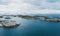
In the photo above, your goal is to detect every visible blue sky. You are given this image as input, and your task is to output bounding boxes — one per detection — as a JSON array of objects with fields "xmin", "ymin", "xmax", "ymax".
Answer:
[{"xmin": 0, "ymin": 0, "xmax": 60, "ymax": 14}]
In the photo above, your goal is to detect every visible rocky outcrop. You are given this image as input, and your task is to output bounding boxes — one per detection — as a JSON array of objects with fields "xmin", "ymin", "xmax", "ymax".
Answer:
[
  {"xmin": 18, "ymin": 15, "xmax": 60, "ymax": 22},
  {"xmin": 5, "ymin": 17, "xmax": 11, "ymax": 19},
  {"xmin": 0, "ymin": 16, "xmax": 3, "ymax": 18},
  {"xmin": 46, "ymin": 18, "xmax": 60, "ymax": 22},
  {"xmin": 3, "ymin": 20, "xmax": 20, "ymax": 28},
  {"xmin": 0, "ymin": 20, "xmax": 20, "ymax": 28}
]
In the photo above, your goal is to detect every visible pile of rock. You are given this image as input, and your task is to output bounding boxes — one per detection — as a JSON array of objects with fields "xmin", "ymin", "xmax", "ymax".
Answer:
[{"xmin": 0, "ymin": 20, "xmax": 20, "ymax": 28}]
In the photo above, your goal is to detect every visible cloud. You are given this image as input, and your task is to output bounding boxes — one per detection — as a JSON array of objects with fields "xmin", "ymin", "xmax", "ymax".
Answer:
[
  {"xmin": 47, "ymin": 0, "xmax": 58, "ymax": 3},
  {"xmin": 0, "ymin": 0, "xmax": 38, "ymax": 14},
  {"xmin": 0, "ymin": 0, "xmax": 10, "ymax": 5},
  {"xmin": 0, "ymin": 0, "xmax": 60, "ymax": 14}
]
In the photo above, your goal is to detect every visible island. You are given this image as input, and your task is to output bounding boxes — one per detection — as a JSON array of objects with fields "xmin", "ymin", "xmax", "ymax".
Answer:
[
  {"xmin": 17, "ymin": 15, "xmax": 60, "ymax": 22},
  {"xmin": 2, "ymin": 20, "xmax": 20, "ymax": 28},
  {"xmin": 0, "ymin": 15, "xmax": 60, "ymax": 28},
  {"xmin": 0, "ymin": 16, "xmax": 20, "ymax": 28},
  {"xmin": 2, "ymin": 15, "xmax": 60, "ymax": 22}
]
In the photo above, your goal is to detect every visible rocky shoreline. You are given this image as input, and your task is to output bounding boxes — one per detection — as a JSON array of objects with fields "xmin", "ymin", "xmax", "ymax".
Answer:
[
  {"xmin": 0, "ymin": 15, "xmax": 60, "ymax": 28},
  {"xmin": 3, "ymin": 15, "xmax": 60, "ymax": 22},
  {"xmin": 0, "ymin": 20, "xmax": 20, "ymax": 28},
  {"xmin": 17, "ymin": 15, "xmax": 60, "ymax": 22}
]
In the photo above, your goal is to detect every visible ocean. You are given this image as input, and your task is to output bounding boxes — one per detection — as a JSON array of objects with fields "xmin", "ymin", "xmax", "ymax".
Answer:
[{"xmin": 0, "ymin": 14, "xmax": 60, "ymax": 36}]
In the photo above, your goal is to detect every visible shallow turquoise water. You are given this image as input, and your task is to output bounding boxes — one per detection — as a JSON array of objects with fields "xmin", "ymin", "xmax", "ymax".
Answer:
[{"xmin": 0, "ymin": 14, "xmax": 60, "ymax": 36}]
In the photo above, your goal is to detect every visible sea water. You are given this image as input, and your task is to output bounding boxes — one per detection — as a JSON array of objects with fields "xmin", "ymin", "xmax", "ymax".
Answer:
[{"xmin": 0, "ymin": 14, "xmax": 60, "ymax": 36}]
